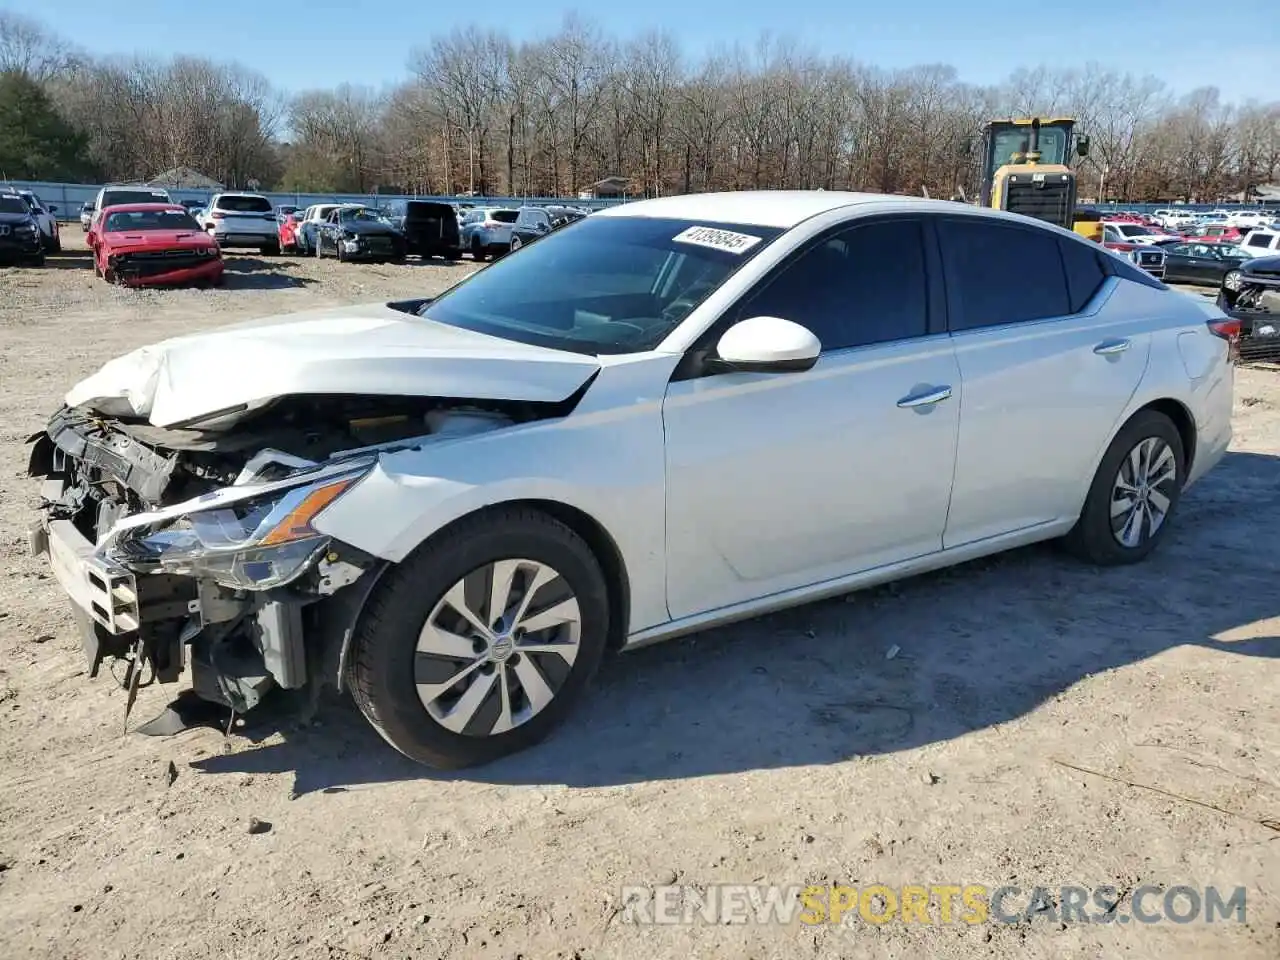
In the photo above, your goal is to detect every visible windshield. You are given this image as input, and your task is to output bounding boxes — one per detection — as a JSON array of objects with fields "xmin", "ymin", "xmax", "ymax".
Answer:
[
  {"xmin": 419, "ymin": 216, "xmax": 784, "ymax": 355},
  {"xmin": 340, "ymin": 207, "xmax": 387, "ymax": 224},
  {"xmin": 990, "ymin": 125, "xmax": 1069, "ymax": 168},
  {"xmin": 103, "ymin": 189, "xmax": 170, "ymax": 208},
  {"xmin": 0, "ymin": 196, "xmax": 29, "ymax": 215},
  {"xmin": 105, "ymin": 209, "xmax": 202, "ymax": 232}
]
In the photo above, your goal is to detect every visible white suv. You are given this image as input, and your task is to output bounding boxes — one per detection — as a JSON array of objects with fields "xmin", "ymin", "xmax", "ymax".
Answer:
[
  {"xmin": 89, "ymin": 185, "xmax": 173, "ymax": 234},
  {"xmin": 460, "ymin": 207, "xmax": 518, "ymax": 260},
  {"xmin": 199, "ymin": 193, "xmax": 280, "ymax": 254},
  {"xmin": 1238, "ymin": 228, "xmax": 1280, "ymax": 259}
]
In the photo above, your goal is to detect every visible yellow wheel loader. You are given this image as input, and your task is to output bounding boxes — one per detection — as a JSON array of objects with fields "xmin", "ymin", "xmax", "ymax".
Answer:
[{"xmin": 978, "ymin": 117, "xmax": 1099, "ymax": 241}]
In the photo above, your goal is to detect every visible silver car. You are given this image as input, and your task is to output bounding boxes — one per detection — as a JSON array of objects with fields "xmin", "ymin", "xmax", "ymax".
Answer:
[{"xmin": 460, "ymin": 207, "xmax": 519, "ymax": 260}]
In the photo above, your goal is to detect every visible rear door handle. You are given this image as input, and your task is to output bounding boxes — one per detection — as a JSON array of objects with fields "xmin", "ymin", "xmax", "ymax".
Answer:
[
  {"xmin": 1093, "ymin": 338, "xmax": 1131, "ymax": 356},
  {"xmin": 897, "ymin": 385, "xmax": 953, "ymax": 409}
]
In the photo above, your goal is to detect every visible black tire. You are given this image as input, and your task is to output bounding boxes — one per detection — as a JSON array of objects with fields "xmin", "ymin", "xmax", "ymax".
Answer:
[
  {"xmin": 349, "ymin": 507, "xmax": 611, "ymax": 768},
  {"xmin": 510, "ymin": 235, "xmax": 523, "ymax": 252},
  {"xmin": 260, "ymin": 243, "xmax": 279, "ymax": 257},
  {"xmin": 471, "ymin": 237, "xmax": 487, "ymax": 262},
  {"xmin": 1062, "ymin": 409, "xmax": 1185, "ymax": 566},
  {"xmin": 26, "ymin": 253, "xmax": 45, "ymax": 268}
]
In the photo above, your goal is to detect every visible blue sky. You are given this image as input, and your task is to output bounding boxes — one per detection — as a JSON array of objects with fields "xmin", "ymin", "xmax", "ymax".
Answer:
[{"xmin": 19, "ymin": 0, "xmax": 1277, "ymax": 105}]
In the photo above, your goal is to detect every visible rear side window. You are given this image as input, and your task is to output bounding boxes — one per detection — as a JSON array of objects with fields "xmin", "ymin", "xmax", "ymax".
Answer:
[
  {"xmin": 938, "ymin": 218, "xmax": 1070, "ymax": 330},
  {"xmin": 740, "ymin": 218, "xmax": 929, "ymax": 351},
  {"xmin": 490, "ymin": 210, "xmax": 518, "ymax": 224},
  {"xmin": 216, "ymin": 195, "xmax": 273, "ymax": 213},
  {"xmin": 1059, "ymin": 238, "xmax": 1108, "ymax": 313}
]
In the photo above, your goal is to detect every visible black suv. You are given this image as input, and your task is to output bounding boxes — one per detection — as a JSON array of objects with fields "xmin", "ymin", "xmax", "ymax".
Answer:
[
  {"xmin": 383, "ymin": 200, "xmax": 462, "ymax": 260},
  {"xmin": 0, "ymin": 193, "xmax": 45, "ymax": 266}
]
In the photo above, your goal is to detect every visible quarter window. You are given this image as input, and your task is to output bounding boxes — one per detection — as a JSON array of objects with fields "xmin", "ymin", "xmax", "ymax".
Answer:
[
  {"xmin": 938, "ymin": 218, "xmax": 1071, "ymax": 330},
  {"xmin": 738, "ymin": 219, "xmax": 929, "ymax": 351},
  {"xmin": 1058, "ymin": 237, "xmax": 1108, "ymax": 313}
]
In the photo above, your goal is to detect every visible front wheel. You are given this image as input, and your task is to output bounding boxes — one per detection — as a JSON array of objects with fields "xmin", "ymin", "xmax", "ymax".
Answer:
[
  {"xmin": 349, "ymin": 507, "xmax": 610, "ymax": 768},
  {"xmin": 1062, "ymin": 410, "xmax": 1185, "ymax": 566}
]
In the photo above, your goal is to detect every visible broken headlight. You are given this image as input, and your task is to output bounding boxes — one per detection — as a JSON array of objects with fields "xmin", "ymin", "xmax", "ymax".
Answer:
[{"xmin": 110, "ymin": 470, "xmax": 365, "ymax": 590}]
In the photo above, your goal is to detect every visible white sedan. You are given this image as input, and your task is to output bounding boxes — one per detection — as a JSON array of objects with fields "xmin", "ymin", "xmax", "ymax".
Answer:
[{"xmin": 28, "ymin": 191, "xmax": 1235, "ymax": 767}]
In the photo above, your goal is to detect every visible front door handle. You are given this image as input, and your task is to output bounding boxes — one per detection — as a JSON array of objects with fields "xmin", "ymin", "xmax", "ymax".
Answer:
[
  {"xmin": 897, "ymin": 385, "xmax": 953, "ymax": 409},
  {"xmin": 1093, "ymin": 338, "xmax": 1131, "ymax": 356}
]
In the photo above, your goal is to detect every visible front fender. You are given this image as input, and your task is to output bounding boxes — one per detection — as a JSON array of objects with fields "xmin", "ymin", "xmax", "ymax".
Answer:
[{"xmin": 311, "ymin": 362, "xmax": 672, "ymax": 634}]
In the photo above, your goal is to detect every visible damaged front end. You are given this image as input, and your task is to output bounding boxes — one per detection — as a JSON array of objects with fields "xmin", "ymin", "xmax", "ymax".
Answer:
[
  {"xmin": 1221, "ymin": 256, "xmax": 1280, "ymax": 362},
  {"xmin": 26, "ymin": 394, "xmax": 526, "ymax": 730}
]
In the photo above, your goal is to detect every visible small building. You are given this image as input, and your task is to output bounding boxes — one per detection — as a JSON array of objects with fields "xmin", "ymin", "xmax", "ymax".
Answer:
[
  {"xmin": 145, "ymin": 166, "xmax": 225, "ymax": 191},
  {"xmin": 579, "ymin": 176, "xmax": 630, "ymax": 200}
]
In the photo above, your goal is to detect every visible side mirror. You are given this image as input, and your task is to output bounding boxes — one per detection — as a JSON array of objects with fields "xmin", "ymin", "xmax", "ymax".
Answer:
[
  {"xmin": 1076, "ymin": 135, "xmax": 1091, "ymax": 158},
  {"xmin": 47, "ymin": 204, "xmax": 58, "ymax": 213},
  {"xmin": 714, "ymin": 316, "xmax": 821, "ymax": 373}
]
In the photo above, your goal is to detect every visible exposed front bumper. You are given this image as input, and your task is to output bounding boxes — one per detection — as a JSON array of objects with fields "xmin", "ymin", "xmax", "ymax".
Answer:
[
  {"xmin": 30, "ymin": 504, "xmax": 140, "ymax": 636},
  {"xmin": 116, "ymin": 257, "xmax": 224, "ymax": 287},
  {"xmin": 0, "ymin": 233, "xmax": 44, "ymax": 259}
]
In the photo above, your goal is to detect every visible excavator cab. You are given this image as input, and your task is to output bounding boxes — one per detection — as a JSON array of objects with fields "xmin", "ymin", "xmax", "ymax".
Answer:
[{"xmin": 979, "ymin": 118, "xmax": 1092, "ymax": 236}]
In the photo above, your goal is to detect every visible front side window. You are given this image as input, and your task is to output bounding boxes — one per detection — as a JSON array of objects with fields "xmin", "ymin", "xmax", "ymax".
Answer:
[
  {"xmin": 738, "ymin": 218, "xmax": 929, "ymax": 351},
  {"xmin": 938, "ymin": 218, "xmax": 1071, "ymax": 330},
  {"xmin": 419, "ymin": 216, "xmax": 783, "ymax": 355}
]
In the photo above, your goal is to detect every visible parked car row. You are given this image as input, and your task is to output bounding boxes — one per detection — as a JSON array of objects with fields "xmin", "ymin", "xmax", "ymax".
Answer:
[{"xmin": 0, "ymin": 186, "xmax": 60, "ymax": 256}]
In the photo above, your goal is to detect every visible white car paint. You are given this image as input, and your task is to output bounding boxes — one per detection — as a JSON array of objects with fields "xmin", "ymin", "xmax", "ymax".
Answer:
[
  {"xmin": 1238, "ymin": 229, "xmax": 1280, "ymax": 258},
  {"xmin": 61, "ymin": 191, "xmax": 1235, "ymax": 646},
  {"xmin": 198, "ymin": 192, "xmax": 279, "ymax": 248},
  {"xmin": 64, "ymin": 303, "xmax": 601, "ymax": 428}
]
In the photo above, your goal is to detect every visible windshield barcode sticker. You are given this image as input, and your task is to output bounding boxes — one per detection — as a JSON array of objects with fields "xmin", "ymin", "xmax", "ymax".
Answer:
[{"xmin": 672, "ymin": 226, "xmax": 762, "ymax": 254}]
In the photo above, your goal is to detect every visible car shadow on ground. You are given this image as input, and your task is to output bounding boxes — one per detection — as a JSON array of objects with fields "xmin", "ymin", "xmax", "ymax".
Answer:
[
  {"xmin": 41, "ymin": 251, "xmax": 93, "ymax": 270},
  {"xmin": 222, "ymin": 257, "xmax": 317, "ymax": 290},
  {"xmin": 189, "ymin": 449, "xmax": 1280, "ymax": 795}
]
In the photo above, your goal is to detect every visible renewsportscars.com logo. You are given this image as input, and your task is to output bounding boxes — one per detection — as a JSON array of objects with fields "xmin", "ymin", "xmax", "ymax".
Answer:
[{"xmin": 619, "ymin": 884, "xmax": 1248, "ymax": 926}]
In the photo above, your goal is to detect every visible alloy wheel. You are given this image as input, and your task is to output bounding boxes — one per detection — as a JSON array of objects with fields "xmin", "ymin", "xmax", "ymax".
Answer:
[
  {"xmin": 415, "ymin": 559, "xmax": 581, "ymax": 737},
  {"xmin": 1223, "ymin": 271, "xmax": 1242, "ymax": 291},
  {"xmin": 1110, "ymin": 437, "xmax": 1177, "ymax": 548}
]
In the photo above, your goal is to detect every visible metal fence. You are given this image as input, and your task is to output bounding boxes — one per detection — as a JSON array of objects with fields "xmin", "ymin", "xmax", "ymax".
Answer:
[
  {"xmin": 9, "ymin": 178, "xmax": 1279, "ymax": 223},
  {"xmin": 4, "ymin": 180, "xmax": 630, "ymax": 221}
]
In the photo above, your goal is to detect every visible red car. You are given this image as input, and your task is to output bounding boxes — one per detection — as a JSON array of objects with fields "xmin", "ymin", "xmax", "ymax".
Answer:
[
  {"xmin": 279, "ymin": 211, "xmax": 303, "ymax": 253},
  {"xmin": 92, "ymin": 203, "xmax": 224, "ymax": 287},
  {"xmin": 1186, "ymin": 224, "xmax": 1245, "ymax": 244}
]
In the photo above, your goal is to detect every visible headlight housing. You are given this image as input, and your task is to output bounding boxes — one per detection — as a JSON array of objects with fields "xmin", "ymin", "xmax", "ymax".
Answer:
[{"xmin": 110, "ymin": 470, "xmax": 365, "ymax": 590}]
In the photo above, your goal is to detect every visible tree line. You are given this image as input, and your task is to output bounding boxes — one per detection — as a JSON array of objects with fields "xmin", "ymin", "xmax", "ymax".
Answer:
[{"xmin": 2, "ymin": 11, "xmax": 1278, "ymax": 203}]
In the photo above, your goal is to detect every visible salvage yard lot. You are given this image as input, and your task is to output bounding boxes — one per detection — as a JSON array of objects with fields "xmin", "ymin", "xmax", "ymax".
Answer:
[{"xmin": 0, "ymin": 229, "xmax": 1277, "ymax": 960}]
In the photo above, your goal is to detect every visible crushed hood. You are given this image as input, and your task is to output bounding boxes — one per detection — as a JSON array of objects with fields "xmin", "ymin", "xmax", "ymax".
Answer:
[{"xmin": 65, "ymin": 302, "xmax": 601, "ymax": 429}]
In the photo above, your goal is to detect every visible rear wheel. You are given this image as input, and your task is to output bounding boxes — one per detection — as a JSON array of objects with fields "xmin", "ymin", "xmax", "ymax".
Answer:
[
  {"xmin": 1063, "ymin": 410, "xmax": 1184, "ymax": 566},
  {"xmin": 349, "ymin": 508, "xmax": 610, "ymax": 768},
  {"xmin": 510, "ymin": 235, "xmax": 523, "ymax": 252},
  {"xmin": 260, "ymin": 242, "xmax": 279, "ymax": 256},
  {"xmin": 471, "ymin": 237, "xmax": 487, "ymax": 262}
]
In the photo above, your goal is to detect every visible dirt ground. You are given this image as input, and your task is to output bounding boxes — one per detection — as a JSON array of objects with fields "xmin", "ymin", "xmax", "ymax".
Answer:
[{"xmin": 0, "ymin": 229, "xmax": 1276, "ymax": 960}]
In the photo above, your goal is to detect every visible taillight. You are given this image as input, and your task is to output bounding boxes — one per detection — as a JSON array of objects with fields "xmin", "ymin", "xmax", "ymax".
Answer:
[
  {"xmin": 1208, "ymin": 317, "xmax": 1242, "ymax": 361},
  {"xmin": 211, "ymin": 211, "xmax": 225, "ymax": 219},
  {"xmin": 482, "ymin": 220, "xmax": 500, "ymax": 228},
  {"xmin": 1207, "ymin": 318, "xmax": 1241, "ymax": 340}
]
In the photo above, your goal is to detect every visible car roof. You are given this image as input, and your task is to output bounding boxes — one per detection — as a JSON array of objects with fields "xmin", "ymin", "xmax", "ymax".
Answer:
[
  {"xmin": 214, "ymin": 191, "xmax": 270, "ymax": 198},
  {"xmin": 595, "ymin": 190, "xmax": 953, "ymax": 228},
  {"xmin": 595, "ymin": 190, "xmax": 1096, "ymax": 234}
]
